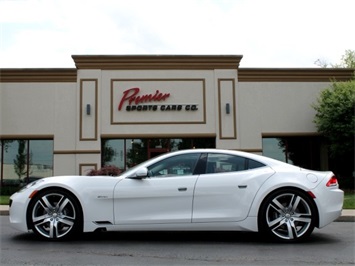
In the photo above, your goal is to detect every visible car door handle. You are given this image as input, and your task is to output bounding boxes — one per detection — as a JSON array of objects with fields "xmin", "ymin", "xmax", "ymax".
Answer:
[
  {"xmin": 238, "ymin": 185, "xmax": 247, "ymax": 189},
  {"xmin": 178, "ymin": 187, "xmax": 187, "ymax": 192}
]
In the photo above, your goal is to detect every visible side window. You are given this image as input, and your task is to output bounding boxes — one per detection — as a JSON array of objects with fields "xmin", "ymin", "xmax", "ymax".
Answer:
[
  {"xmin": 248, "ymin": 159, "xmax": 266, "ymax": 169},
  {"xmin": 204, "ymin": 154, "xmax": 266, "ymax": 174},
  {"xmin": 206, "ymin": 153, "xmax": 247, "ymax": 173},
  {"xmin": 148, "ymin": 153, "xmax": 200, "ymax": 178}
]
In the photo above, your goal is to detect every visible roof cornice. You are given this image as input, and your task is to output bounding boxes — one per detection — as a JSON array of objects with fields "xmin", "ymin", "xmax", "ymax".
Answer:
[
  {"xmin": 0, "ymin": 69, "xmax": 77, "ymax": 82},
  {"xmin": 238, "ymin": 68, "xmax": 355, "ymax": 82},
  {"xmin": 71, "ymin": 55, "xmax": 243, "ymax": 70},
  {"xmin": 1, "ymin": 66, "xmax": 353, "ymax": 83}
]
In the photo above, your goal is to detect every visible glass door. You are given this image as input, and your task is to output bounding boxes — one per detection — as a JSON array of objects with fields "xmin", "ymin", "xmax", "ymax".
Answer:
[{"xmin": 147, "ymin": 138, "xmax": 170, "ymax": 159}]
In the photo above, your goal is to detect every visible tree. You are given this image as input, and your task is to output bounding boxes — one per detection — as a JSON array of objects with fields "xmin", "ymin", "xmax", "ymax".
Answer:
[
  {"xmin": 315, "ymin": 49, "xmax": 355, "ymax": 68},
  {"xmin": 313, "ymin": 49, "xmax": 355, "ymax": 158},
  {"xmin": 101, "ymin": 139, "xmax": 116, "ymax": 166},
  {"xmin": 0, "ymin": 140, "xmax": 14, "ymax": 152},
  {"xmin": 13, "ymin": 140, "xmax": 27, "ymax": 179},
  {"xmin": 333, "ymin": 49, "xmax": 355, "ymax": 68},
  {"xmin": 313, "ymin": 80, "xmax": 355, "ymax": 158},
  {"xmin": 313, "ymin": 50, "xmax": 355, "ymax": 188}
]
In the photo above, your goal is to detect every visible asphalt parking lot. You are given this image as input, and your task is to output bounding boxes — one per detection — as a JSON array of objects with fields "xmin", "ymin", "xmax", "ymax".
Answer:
[{"xmin": 1, "ymin": 212, "xmax": 354, "ymax": 266}]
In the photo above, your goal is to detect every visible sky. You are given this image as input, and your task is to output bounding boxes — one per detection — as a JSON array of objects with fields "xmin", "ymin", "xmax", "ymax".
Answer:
[{"xmin": 0, "ymin": 0, "xmax": 354, "ymax": 68}]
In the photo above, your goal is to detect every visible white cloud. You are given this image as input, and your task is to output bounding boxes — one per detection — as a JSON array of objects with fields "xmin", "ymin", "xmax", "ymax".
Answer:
[{"xmin": 0, "ymin": 0, "xmax": 354, "ymax": 68}]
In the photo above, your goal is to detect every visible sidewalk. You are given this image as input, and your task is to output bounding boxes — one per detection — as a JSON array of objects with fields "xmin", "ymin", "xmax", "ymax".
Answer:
[{"xmin": 0, "ymin": 205, "xmax": 354, "ymax": 221}]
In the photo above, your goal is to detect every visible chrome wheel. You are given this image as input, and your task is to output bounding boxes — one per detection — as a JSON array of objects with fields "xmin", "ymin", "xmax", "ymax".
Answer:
[
  {"xmin": 260, "ymin": 189, "xmax": 316, "ymax": 242},
  {"xmin": 29, "ymin": 190, "xmax": 81, "ymax": 240}
]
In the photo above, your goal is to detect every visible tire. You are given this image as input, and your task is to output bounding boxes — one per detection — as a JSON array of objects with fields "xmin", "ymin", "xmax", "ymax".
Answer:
[
  {"xmin": 27, "ymin": 189, "xmax": 83, "ymax": 240},
  {"xmin": 258, "ymin": 188, "xmax": 316, "ymax": 242}
]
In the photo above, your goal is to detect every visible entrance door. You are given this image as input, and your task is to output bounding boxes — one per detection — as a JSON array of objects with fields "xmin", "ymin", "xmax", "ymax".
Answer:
[{"xmin": 148, "ymin": 138, "xmax": 170, "ymax": 159}]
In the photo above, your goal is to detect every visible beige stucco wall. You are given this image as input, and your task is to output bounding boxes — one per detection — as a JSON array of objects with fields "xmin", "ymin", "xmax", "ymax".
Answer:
[
  {"xmin": 0, "ymin": 69, "xmax": 337, "ymax": 176},
  {"xmin": 236, "ymin": 81, "xmax": 329, "ymax": 151},
  {"xmin": 0, "ymin": 82, "xmax": 76, "ymax": 140},
  {"xmin": 0, "ymin": 82, "xmax": 78, "ymax": 176}
]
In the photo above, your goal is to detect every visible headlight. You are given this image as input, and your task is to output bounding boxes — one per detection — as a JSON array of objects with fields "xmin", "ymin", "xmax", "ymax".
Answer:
[{"xmin": 19, "ymin": 179, "xmax": 45, "ymax": 192}]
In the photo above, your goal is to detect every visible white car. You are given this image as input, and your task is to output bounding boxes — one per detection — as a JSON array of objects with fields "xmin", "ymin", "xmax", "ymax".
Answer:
[{"xmin": 9, "ymin": 149, "xmax": 344, "ymax": 242}]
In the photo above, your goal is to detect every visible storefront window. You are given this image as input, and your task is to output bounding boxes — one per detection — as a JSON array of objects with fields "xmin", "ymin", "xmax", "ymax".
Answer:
[
  {"xmin": 101, "ymin": 139, "xmax": 125, "ymax": 169},
  {"xmin": 28, "ymin": 140, "xmax": 54, "ymax": 178},
  {"xmin": 262, "ymin": 138, "xmax": 287, "ymax": 163},
  {"xmin": 0, "ymin": 139, "xmax": 53, "ymax": 186},
  {"xmin": 2, "ymin": 141, "xmax": 25, "ymax": 182},
  {"xmin": 262, "ymin": 136, "xmax": 322, "ymax": 170},
  {"xmin": 126, "ymin": 139, "xmax": 147, "ymax": 168},
  {"xmin": 102, "ymin": 137, "xmax": 215, "ymax": 171},
  {"xmin": 170, "ymin": 139, "xmax": 183, "ymax": 151}
]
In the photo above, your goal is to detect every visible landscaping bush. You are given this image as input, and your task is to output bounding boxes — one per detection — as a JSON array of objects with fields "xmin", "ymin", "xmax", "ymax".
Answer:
[
  {"xmin": 338, "ymin": 176, "xmax": 355, "ymax": 190},
  {"xmin": 86, "ymin": 165, "xmax": 123, "ymax": 176},
  {"xmin": 0, "ymin": 179, "xmax": 21, "ymax": 195}
]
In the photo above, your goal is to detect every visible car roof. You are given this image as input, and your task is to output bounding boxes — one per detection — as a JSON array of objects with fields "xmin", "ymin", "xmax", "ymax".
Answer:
[{"xmin": 162, "ymin": 148, "xmax": 295, "ymax": 169}]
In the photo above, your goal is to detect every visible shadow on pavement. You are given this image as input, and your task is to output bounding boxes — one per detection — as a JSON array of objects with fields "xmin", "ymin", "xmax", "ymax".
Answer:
[{"xmin": 11, "ymin": 230, "xmax": 341, "ymax": 245}]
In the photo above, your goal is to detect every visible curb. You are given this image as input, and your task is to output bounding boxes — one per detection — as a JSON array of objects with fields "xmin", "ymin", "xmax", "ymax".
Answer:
[
  {"xmin": 0, "ymin": 210, "xmax": 9, "ymax": 216},
  {"xmin": 334, "ymin": 216, "xmax": 355, "ymax": 222}
]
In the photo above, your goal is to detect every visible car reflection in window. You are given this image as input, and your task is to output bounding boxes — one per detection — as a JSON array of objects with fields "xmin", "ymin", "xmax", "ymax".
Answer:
[
  {"xmin": 148, "ymin": 153, "xmax": 201, "ymax": 178},
  {"xmin": 205, "ymin": 153, "xmax": 265, "ymax": 174}
]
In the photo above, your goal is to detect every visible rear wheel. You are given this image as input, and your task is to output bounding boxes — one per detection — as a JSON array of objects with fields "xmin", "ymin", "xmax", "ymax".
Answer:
[
  {"xmin": 27, "ymin": 189, "xmax": 82, "ymax": 240},
  {"xmin": 259, "ymin": 188, "xmax": 316, "ymax": 242}
]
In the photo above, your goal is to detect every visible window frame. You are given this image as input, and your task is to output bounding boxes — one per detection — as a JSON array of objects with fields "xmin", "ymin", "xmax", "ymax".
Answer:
[
  {"xmin": 200, "ymin": 153, "xmax": 266, "ymax": 175},
  {"xmin": 147, "ymin": 153, "xmax": 201, "ymax": 178}
]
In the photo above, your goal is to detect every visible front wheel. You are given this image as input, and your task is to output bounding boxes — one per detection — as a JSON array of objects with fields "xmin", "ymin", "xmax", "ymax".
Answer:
[
  {"xmin": 27, "ymin": 189, "xmax": 82, "ymax": 240},
  {"xmin": 259, "ymin": 188, "xmax": 316, "ymax": 242}
]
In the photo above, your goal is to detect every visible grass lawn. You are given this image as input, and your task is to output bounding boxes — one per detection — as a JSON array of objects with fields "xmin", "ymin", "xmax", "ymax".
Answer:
[
  {"xmin": 0, "ymin": 195, "xmax": 10, "ymax": 205},
  {"xmin": 343, "ymin": 191, "xmax": 355, "ymax": 209},
  {"xmin": 1, "ymin": 191, "xmax": 355, "ymax": 208}
]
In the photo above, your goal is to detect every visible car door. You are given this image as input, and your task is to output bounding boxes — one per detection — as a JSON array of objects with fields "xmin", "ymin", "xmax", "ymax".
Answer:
[
  {"xmin": 192, "ymin": 153, "xmax": 275, "ymax": 222},
  {"xmin": 114, "ymin": 153, "xmax": 201, "ymax": 225}
]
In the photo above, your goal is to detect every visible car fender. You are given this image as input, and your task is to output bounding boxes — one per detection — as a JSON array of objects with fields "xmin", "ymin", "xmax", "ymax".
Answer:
[
  {"xmin": 247, "ymin": 170, "xmax": 328, "ymax": 218},
  {"xmin": 28, "ymin": 176, "xmax": 124, "ymax": 232}
]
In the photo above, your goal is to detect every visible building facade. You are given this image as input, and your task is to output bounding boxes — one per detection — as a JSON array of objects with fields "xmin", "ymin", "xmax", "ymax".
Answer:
[{"xmin": 0, "ymin": 55, "xmax": 353, "ymax": 184}]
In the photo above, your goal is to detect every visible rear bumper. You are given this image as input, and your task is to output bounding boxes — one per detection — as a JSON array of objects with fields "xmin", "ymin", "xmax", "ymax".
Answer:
[{"xmin": 313, "ymin": 188, "xmax": 344, "ymax": 228}]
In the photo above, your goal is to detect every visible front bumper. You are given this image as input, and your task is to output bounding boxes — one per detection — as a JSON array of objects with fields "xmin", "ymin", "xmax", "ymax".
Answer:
[{"xmin": 9, "ymin": 191, "xmax": 32, "ymax": 232}]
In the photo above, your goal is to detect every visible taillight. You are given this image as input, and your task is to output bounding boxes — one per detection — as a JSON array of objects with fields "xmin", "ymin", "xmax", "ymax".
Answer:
[{"xmin": 326, "ymin": 175, "xmax": 338, "ymax": 187}]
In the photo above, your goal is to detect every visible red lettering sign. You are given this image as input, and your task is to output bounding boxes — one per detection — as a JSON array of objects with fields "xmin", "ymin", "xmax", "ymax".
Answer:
[{"xmin": 118, "ymin": 88, "xmax": 170, "ymax": 110}]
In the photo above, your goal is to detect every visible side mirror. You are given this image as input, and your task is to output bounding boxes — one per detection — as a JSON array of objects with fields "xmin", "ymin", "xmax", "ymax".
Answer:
[{"xmin": 130, "ymin": 167, "xmax": 149, "ymax": 179}]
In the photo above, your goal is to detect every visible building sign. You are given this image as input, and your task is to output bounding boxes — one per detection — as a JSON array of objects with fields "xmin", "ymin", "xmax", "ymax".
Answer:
[
  {"xmin": 111, "ymin": 79, "xmax": 206, "ymax": 124},
  {"xmin": 118, "ymin": 88, "xmax": 171, "ymax": 111},
  {"xmin": 118, "ymin": 88, "xmax": 199, "ymax": 112}
]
